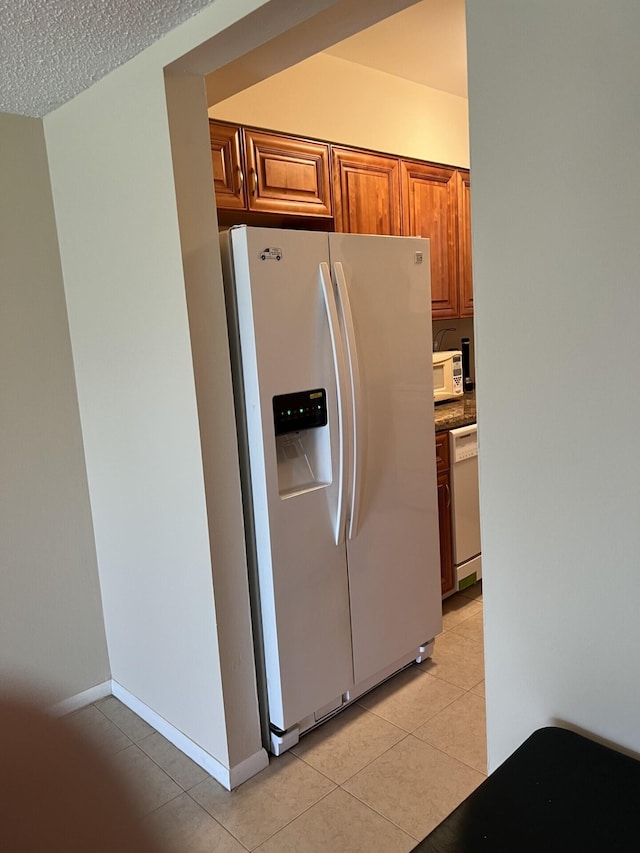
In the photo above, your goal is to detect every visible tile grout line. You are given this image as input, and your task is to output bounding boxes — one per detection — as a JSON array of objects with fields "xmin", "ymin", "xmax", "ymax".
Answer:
[
  {"xmin": 93, "ymin": 698, "xmax": 213, "ymax": 794},
  {"xmin": 247, "ymin": 723, "xmax": 487, "ymax": 847},
  {"xmin": 410, "ymin": 733, "xmax": 488, "ymax": 778},
  {"xmin": 358, "ymin": 686, "xmax": 467, "ymax": 736},
  {"xmin": 332, "ymin": 734, "xmax": 487, "ymax": 842},
  {"xmin": 291, "ymin": 725, "xmax": 424, "ymax": 791},
  {"xmin": 247, "ymin": 785, "xmax": 338, "ymax": 852},
  {"xmin": 144, "ymin": 786, "xmax": 185, "ymax": 816},
  {"xmin": 421, "ymin": 669, "xmax": 484, "ymax": 692},
  {"xmin": 93, "ymin": 699, "xmax": 153, "ymax": 746},
  {"xmin": 87, "ymin": 700, "xmax": 136, "ymax": 753},
  {"xmin": 334, "ymin": 738, "xmax": 424, "ymax": 843},
  {"xmin": 176, "ymin": 786, "xmax": 252, "ymax": 851},
  {"xmin": 336, "ymin": 788, "xmax": 424, "ymax": 844},
  {"xmin": 91, "ymin": 699, "xmax": 227, "ymax": 828}
]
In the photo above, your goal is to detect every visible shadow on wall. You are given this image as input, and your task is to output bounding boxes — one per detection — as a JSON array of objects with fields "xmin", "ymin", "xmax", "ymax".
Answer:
[{"xmin": 550, "ymin": 717, "xmax": 640, "ymax": 764}]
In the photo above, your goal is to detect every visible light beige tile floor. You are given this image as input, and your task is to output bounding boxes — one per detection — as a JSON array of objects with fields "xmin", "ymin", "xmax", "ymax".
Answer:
[{"xmin": 67, "ymin": 583, "xmax": 485, "ymax": 852}]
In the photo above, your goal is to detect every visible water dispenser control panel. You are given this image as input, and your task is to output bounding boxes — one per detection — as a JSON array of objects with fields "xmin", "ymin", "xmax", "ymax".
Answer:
[{"xmin": 273, "ymin": 389, "xmax": 327, "ymax": 436}]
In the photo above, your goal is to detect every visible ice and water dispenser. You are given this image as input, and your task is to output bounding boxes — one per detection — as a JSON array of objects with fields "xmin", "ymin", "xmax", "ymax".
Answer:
[{"xmin": 273, "ymin": 389, "xmax": 331, "ymax": 498}]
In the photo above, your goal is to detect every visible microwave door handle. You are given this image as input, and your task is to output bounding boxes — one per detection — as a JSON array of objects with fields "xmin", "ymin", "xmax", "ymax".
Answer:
[
  {"xmin": 319, "ymin": 262, "xmax": 350, "ymax": 545},
  {"xmin": 333, "ymin": 261, "xmax": 365, "ymax": 541}
]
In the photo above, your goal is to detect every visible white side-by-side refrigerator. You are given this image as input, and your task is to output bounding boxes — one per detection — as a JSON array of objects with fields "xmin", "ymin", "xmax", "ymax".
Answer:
[{"xmin": 220, "ymin": 226, "xmax": 442, "ymax": 754}]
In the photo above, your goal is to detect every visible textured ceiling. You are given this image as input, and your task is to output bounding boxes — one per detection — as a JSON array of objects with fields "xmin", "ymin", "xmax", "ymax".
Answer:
[
  {"xmin": 0, "ymin": 0, "xmax": 466, "ymax": 119},
  {"xmin": 0, "ymin": 0, "xmax": 219, "ymax": 117}
]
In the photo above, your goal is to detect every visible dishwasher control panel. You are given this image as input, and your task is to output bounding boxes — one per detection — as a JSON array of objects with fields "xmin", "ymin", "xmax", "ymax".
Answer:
[{"xmin": 450, "ymin": 426, "xmax": 478, "ymax": 463}]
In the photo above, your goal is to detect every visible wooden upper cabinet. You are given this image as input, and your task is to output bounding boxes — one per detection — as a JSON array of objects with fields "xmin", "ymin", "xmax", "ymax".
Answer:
[
  {"xmin": 209, "ymin": 121, "xmax": 246, "ymax": 210},
  {"xmin": 243, "ymin": 129, "xmax": 332, "ymax": 217},
  {"xmin": 401, "ymin": 160, "xmax": 458, "ymax": 319},
  {"xmin": 332, "ymin": 148, "xmax": 401, "ymax": 235},
  {"xmin": 457, "ymin": 169, "xmax": 473, "ymax": 317},
  {"xmin": 209, "ymin": 121, "xmax": 332, "ymax": 217},
  {"xmin": 208, "ymin": 121, "xmax": 474, "ymax": 320}
]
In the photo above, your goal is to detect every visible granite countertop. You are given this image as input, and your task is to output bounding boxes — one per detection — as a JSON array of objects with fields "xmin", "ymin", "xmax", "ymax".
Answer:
[{"xmin": 434, "ymin": 391, "xmax": 477, "ymax": 432}]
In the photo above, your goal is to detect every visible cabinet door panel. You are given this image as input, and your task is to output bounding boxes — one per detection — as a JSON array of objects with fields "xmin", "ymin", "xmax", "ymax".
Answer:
[
  {"xmin": 437, "ymin": 469, "xmax": 455, "ymax": 596},
  {"xmin": 457, "ymin": 170, "xmax": 473, "ymax": 317},
  {"xmin": 209, "ymin": 121, "xmax": 246, "ymax": 210},
  {"xmin": 332, "ymin": 148, "xmax": 401, "ymax": 235},
  {"xmin": 402, "ymin": 161, "xmax": 458, "ymax": 318},
  {"xmin": 244, "ymin": 130, "xmax": 332, "ymax": 217},
  {"xmin": 435, "ymin": 432, "xmax": 454, "ymax": 597},
  {"xmin": 435, "ymin": 429, "xmax": 450, "ymax": 473}
]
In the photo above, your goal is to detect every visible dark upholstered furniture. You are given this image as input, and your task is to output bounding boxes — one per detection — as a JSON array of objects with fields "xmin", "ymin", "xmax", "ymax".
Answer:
[{"xmin": 412, "ymin": 726, "xmax": 640, "ymax": 852}]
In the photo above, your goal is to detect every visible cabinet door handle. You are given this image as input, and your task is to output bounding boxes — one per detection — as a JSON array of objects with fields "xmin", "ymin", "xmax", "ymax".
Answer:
[
  {"xmin": 445, "ymin": 483, "xmax": 451, "ymax": 508},
  {"xmin": 250, "ymin": 167, "xmax": 258, "ymax": 196},
  {"xmin": 236, "ymin": 166, "xmax": 244, "ymax": 196}
]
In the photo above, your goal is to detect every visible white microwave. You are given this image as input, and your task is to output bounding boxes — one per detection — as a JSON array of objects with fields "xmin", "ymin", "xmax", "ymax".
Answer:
[{"xmin": 433, "ymin": 350, "xmax": 464, "ymax": 403}]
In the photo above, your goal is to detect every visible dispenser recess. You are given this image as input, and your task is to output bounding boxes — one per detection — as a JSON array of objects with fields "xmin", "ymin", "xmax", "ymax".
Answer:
[{"xmin": 273, "ymin": 389, "xmax": 331, "ymax": 498}]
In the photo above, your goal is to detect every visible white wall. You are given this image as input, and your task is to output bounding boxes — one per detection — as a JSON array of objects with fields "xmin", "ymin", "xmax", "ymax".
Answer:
[
  {"xmin": 164, "ymin": 71, "xmax": 267, "ymax": 770},
  {"xmin": 0, "ymin": 112, "xmax": 109, "ymax": 704},
  {"xmin": 209, "ymin": 51, "xmax": 469, "ymax": 167},
  {"xmin": 467, "ymin": 0, "xmax": 640, "ymax": 769},
  {"xmin": 43, "ymin": 0, "xmax": 282, "ymax": 776}
]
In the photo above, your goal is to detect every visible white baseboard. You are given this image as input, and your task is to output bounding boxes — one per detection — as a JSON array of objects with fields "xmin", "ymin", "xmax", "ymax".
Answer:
[
  {"xmin": 112, "ymin": 681, "xmax": 269, "ymax": 791},
  {"xmin": 49, "ymin": 680, "xmax": 112, "ymax": 717},
  {"xmin": 228, "ymin": 747, "xmax": 271, "ymax": 788}
]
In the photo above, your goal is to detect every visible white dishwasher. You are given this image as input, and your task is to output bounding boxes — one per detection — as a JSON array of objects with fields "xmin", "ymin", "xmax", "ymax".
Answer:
[{"xmin": 449, "ymin": 424, "xmax": 482, "ymax": 591}]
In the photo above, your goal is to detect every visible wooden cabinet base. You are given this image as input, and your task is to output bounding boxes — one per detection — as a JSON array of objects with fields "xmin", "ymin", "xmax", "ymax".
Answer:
[{"xmin": 435, "ymin": 432, "xmax": 455, "ymax": 596}]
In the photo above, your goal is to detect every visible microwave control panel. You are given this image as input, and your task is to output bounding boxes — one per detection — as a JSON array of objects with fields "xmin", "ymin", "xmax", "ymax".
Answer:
[{"xmin": 452, "ymin": 353, "xmax": 463, "ymax": 391}]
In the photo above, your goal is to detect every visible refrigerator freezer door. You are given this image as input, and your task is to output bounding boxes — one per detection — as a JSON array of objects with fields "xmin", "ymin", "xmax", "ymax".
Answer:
[
  {"xmin": 328, "ymin": 232, "xmax": 442, "ymax": 686},
  {"xmin": 227, "ymin": 226, "xmax": 353, "ymax": 732}
]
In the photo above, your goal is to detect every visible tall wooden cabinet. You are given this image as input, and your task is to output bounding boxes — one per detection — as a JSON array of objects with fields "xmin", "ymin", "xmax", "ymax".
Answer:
[
  {"xmin": 333, "ymin": 150, "xmax": 472, "ymax": 318},
  {"xmin": 457, "ymin": 169, "xmax": 473, "ymax": 317},
  {"xmin": 401, "ymin": 160, "xmax": 458, "ymax": 319},
  {"xmin": 332, "ymin": 148, "xmax": 402, "ymax": 236}
]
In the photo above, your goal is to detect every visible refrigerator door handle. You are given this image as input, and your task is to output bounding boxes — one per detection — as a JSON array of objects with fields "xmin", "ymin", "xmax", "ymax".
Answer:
[
  {"xmin": 333, "ymin": 261, "xmax": 365, "ymax": 540},
  {"xmin": 319, "ymin": 262, "xmax": 350, "ymax": 545}
]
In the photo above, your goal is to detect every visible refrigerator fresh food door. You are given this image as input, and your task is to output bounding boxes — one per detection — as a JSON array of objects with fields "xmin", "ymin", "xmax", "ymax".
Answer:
[
  {"xmin": 328, "ymin": 232, "xmax": 442, "ymax": 686},
  {"xmin": 227, "ymin": 226, "xmax": 353, "ymax": 732}
]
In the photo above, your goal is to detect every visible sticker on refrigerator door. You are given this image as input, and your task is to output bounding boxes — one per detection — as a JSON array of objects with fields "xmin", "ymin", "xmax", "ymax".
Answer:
[
  {"xmin": 260, "ymin": 247, "xmax": 282, "ymax": 261},
  {"xmin": 414, "ymin": 251, "xmax": 424, "ymax": 264}
]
